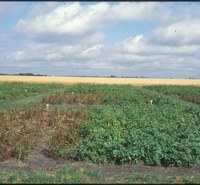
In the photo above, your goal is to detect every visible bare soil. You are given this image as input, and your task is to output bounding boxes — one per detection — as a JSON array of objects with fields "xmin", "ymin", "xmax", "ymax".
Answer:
[{"xmin": 1, "ymin": 151, "xmax": 200, "ymax": 177}]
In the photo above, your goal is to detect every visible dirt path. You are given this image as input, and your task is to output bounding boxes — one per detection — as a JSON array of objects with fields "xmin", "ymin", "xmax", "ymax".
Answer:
[{"xmin": 1, "ymin": 153, "xmax": 200, "ymax": 177}]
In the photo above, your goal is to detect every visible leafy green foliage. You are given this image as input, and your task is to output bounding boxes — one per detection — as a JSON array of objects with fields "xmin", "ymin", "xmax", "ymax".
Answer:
[
  {"xmin": 144, "ymin": 85, "xmax": 200, "ymax": 105},
  {"xmin": 75, "ymin": 84, "xmax": 200, "ymax": 167},
  {"xmin": 1, "ymin": 83, "xmax": 200, "ymax": 168}
]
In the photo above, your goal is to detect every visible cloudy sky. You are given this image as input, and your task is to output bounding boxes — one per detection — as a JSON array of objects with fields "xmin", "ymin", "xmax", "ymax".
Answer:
[{"xmin": 0, "ymin": 2, "xmax": 200, "ymax": 78}]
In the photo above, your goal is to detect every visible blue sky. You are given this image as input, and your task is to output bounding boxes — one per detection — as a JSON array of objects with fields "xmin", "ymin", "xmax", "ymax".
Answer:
[
  {"xmin": 103, "ymin": 21, "xmax": 157, "ymax": 44},
  {"xmin": 0, "ymin": 2, "xmax": 200, "ymax": 78}
]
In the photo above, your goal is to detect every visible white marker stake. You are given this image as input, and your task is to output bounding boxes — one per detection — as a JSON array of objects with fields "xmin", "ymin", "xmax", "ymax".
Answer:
[{"xmin": 46, "ymin": 104, "xmax": 49, "ymax": 110}]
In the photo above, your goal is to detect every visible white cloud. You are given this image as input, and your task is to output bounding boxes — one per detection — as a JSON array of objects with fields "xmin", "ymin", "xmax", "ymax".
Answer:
[
  {"xmin": 106, "ymin": 2, "xmax": 172, "ymax": 23},
  {"xmin": 13, "ymin": 2, "xmax": 174, "ymax": 41},
  {"xmin": 14, "ymin": 2, "xmax": 106, "ymax": 37},
  {"xmin": 151, "ymin": 19, "xmax": 200, "ymax": 45},
  {"xmin": 7, "ymin": 27, "xmax": 200, "ymax": 78},
  {"xmin": 2, "ymin": 2, "xmax": 200, "ymax": 78},
  {"xmin": 80, "ymin": 44, "xmax": 104, "ymax": 58},
  {"xmin": 119, "ymin": 34, "xmax": 200, "ymax": 56},
  {"xmin": 26, "ymin": 2, "xmax": 61, "ymax": 19}
]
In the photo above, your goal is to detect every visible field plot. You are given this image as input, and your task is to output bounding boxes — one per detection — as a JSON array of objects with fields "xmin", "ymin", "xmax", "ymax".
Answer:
[
  {"xmin": 144, "ymin": 85, "xmax": 200, "ymax": 105},
  {"xmin": 1, "ymin": 83, "xmax": 200, "ymax": 183},
  {"xmin": 1, "ymin": 75, "xmax": 200, "ymax": 86}
]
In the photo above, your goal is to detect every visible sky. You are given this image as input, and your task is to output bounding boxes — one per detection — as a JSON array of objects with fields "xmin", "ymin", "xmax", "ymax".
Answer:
[{"xmin": 0, "ymin": 2, "xmax": 200, "ymax": 78}]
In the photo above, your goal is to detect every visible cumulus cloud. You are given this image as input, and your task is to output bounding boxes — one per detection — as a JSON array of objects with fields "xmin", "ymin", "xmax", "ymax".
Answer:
[
  {"xmin": 14, "ymin": 2, "xmax": 106, "ymax": 38},
  {"xmin": 109, "ymin": 32, "xmax": 200, "ymax": 71},
  {"xmin": 25, "ymin": 2, "xmax": 61, "ymax": 19},
  {"xmin": 150, "ymin": 19, "xmax": 200, "ymax": 46},
  {"xmin": 7, "ymin": 34, "xmax": 200, "ymax": 78},
  {"xmin": 9, "ymin": 26, "xmax": 200, "ymax": 77},
  {"xmin": 13, "ymin": 2, "xmax": 173, "ymax": 41},
  {"xmin": 2, "ymin": 2, "xmax": 200, "ymax": 78}
]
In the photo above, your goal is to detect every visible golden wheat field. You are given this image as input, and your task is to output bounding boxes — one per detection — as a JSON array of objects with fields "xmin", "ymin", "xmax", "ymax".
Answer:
[{"xmin": 0, "ymin": 75, "xmax": 200, "ymax": 86}]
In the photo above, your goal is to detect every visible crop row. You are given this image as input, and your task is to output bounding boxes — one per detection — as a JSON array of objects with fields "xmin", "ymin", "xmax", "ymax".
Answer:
[
  {"xmin": 0, "ymin": 83, "xmax": 200, "ymax": 167},
  {"xmin": 144, "ymin": 85, "xmax": 200, "ymax": 105}
]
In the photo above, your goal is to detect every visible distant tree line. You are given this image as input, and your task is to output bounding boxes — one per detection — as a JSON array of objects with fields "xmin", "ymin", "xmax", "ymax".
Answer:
[
  {"xmin": 18, "ymin": 73, "xmax": 47, "ymax": 76},
  {"xmin": 0, "ymin": 73, "xmax": 47, "ymax": 76},
  {"xmin": 0, "ymin": 73, "xmax": 199, "ymax": 79}
]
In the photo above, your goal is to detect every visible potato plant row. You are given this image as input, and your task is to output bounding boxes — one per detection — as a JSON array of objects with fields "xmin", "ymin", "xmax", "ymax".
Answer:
[
  {"xmin": 144, "ymin": 85, "xmax": 200, "ymax": 105},
  {"xmin": 0, "ymin": 83, "xmax": 200, "ymax": 167},
  {"xmin": 72, "ymin": 85, "xmax": 200, "ymax": 167}
]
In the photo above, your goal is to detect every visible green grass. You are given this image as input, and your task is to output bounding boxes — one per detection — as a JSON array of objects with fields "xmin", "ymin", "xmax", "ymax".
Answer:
[
  {"xmin": 0, "ymin": 82, "xmax": 64, "ymax": 103},
  {"xmin": 114, "ymin": 172, "xmax": 176, "ymax": 184},
  {"xmin": 0, "ymin": 166, "xmax": 100, "ymax": 184},
  {"xmin": 0, "ymin": 83, "xmax": 68, "ymax": 112},
  {"xmin": 0, "ymin": 165, "xmax": 200, "ymax": 184}
]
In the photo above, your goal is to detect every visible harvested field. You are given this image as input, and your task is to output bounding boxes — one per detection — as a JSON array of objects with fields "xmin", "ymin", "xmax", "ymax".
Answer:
[{"xmin": 1, "ymin": 75, "xmax": 200, "ymax": 86}]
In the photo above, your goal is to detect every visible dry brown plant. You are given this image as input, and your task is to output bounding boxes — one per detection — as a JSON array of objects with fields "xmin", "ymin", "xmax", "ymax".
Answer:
[
  {"xmin": 41, "ymin": 92, "xmax": 103, "ymax": 105},
  {"xmin": 0, "ymin": 106, "xmax": 85, "ymax": 161}
]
